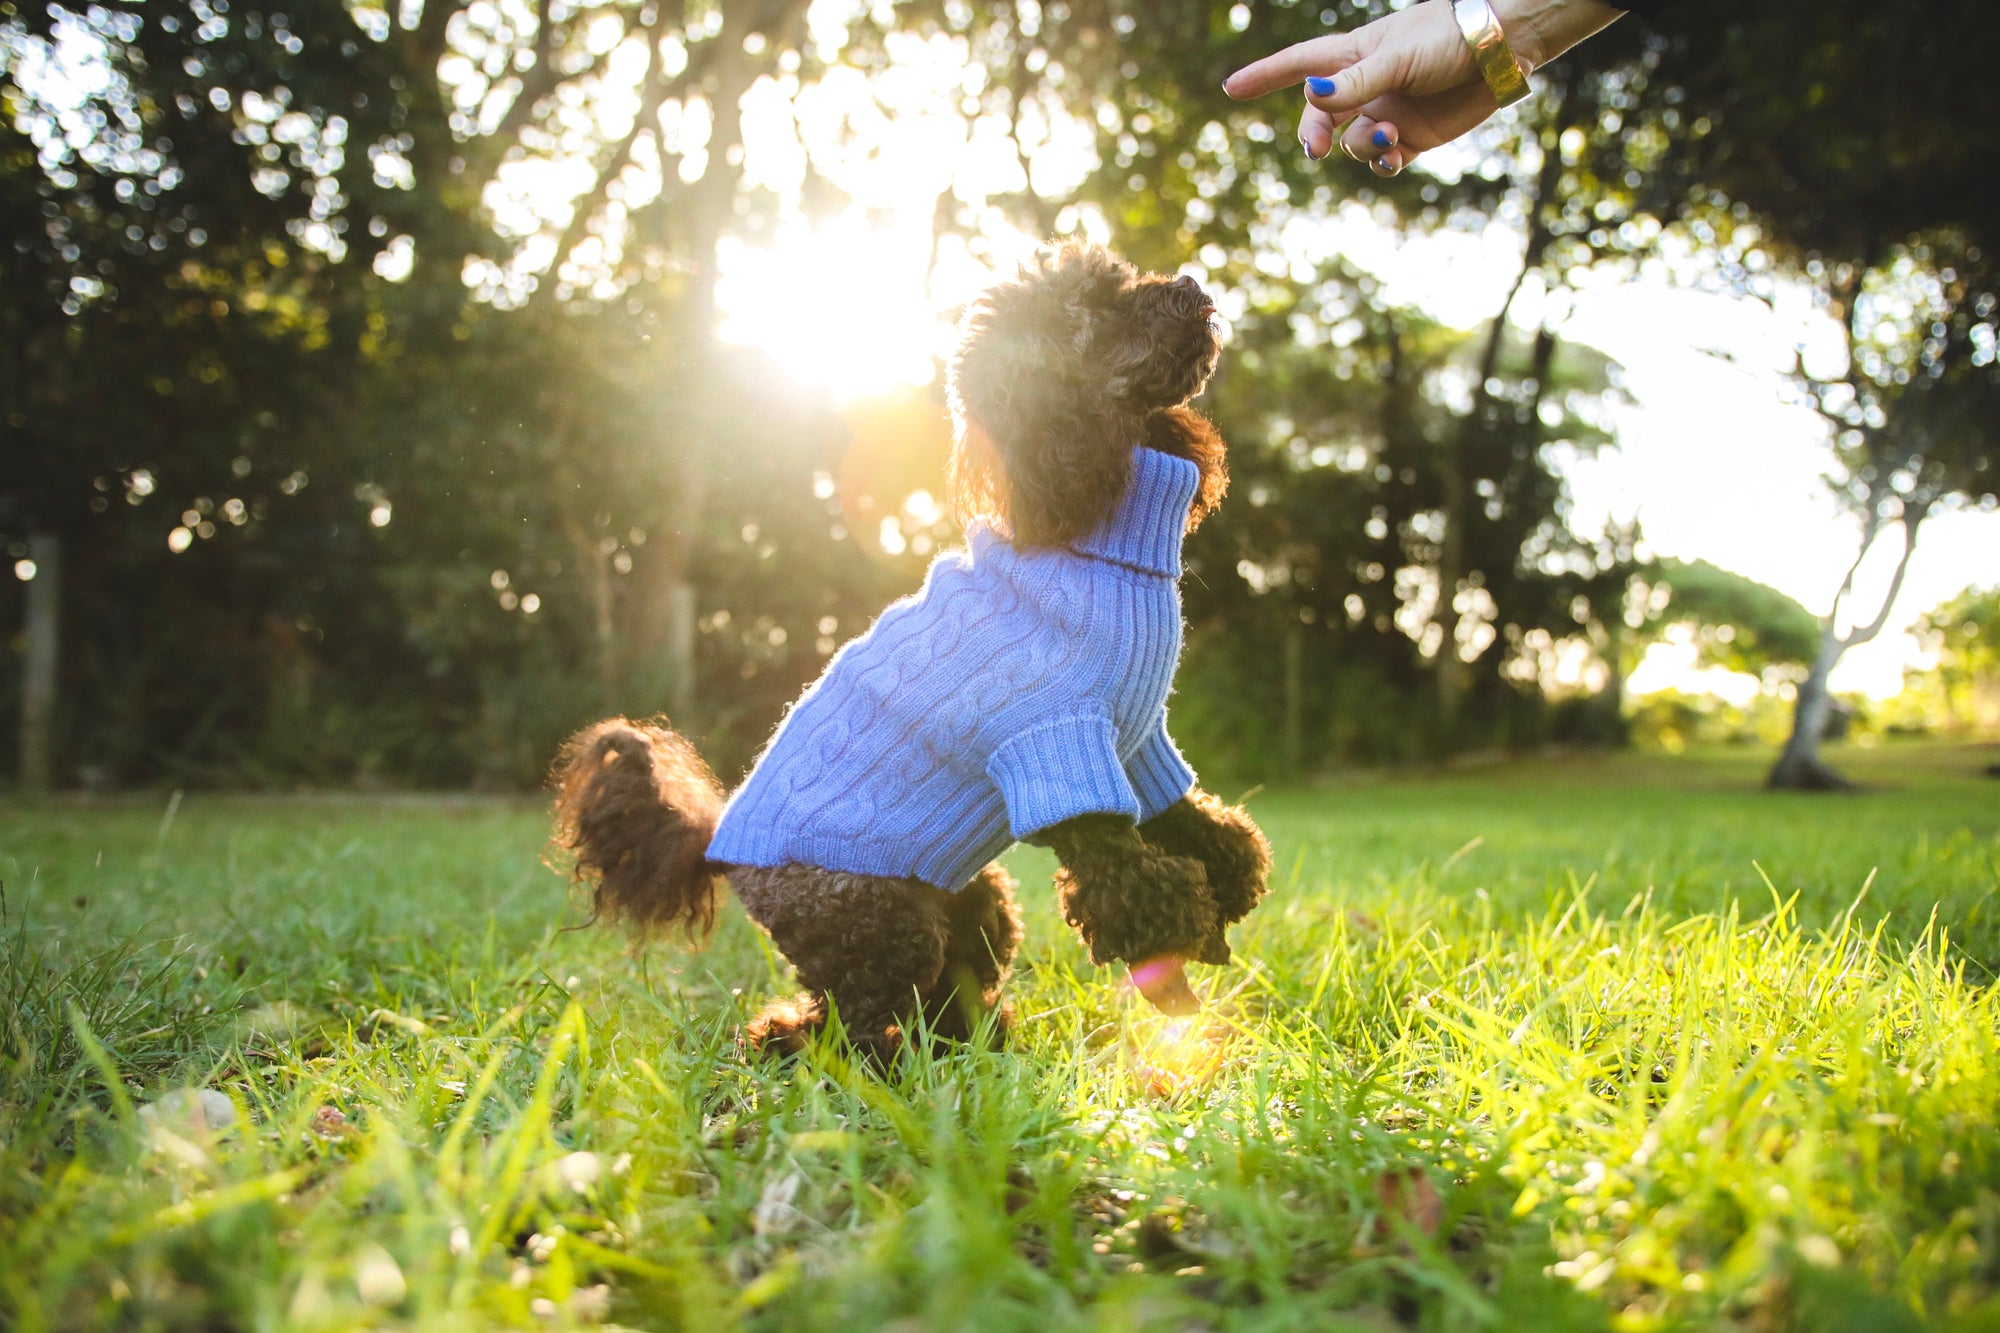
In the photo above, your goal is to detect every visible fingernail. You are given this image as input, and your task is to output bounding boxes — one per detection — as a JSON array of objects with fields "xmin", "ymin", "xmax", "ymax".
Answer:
[
  {"xmin": 1306, "ymin": 76, "xmax": 1336, "ymax": 97},
  {"xmin": 1372, "ymin": 128, "xmax": 1391, "ymax": 148},
  {"xmin": 1300, "ymin": 136, "xmax": 1324, "ymax": 161}
]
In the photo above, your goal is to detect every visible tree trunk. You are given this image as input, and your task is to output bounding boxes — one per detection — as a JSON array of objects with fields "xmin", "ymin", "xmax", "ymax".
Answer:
[
  {"xmin": 616, "ymin": 2, "xmax": 778, "ymax": 725},
  {"xmin": 1435, "ymin": 465, "xmax": 1468, "ymax": 727},
  {"xmin": 1433, "ymin": 69, "xmax": 1575, "ymax": 735},
  {"xmin": 663, "ymin": 582, "xmax": 697, "ymax": 719},
  {"xmin": 1766, "ymin": 631, "xmax": 1849, "ymax": 790},
  {"xmin": 20, "ymin": 533, "xmax": 59, "ymax": 793},
  {"xmin": 1282, "ymin": 621, "xmax": 1304, "ymax": 775},
  {"xmin": 559, "ymin": 502, "xmax": 620, "ymax": 693},
  {"xmin": 1767, "ymin": 508, "xmax": 1922, "ymax": 791}
]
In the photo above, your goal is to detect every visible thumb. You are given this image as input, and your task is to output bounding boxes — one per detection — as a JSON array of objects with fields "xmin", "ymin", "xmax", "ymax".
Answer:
[{"xmin": 1301, "ymin": 53, "xmax": 1399, "ymax": 118}]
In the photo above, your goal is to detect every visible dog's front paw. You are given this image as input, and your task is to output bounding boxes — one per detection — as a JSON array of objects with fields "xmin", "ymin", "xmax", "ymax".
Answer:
[
  {"xmin": 1139, "ymin": 791, "xmax": 1272, "ymax": 928},
  {"xmin": 1058, "ymin": 849, "xmax": 1220, "ymax": 969}
]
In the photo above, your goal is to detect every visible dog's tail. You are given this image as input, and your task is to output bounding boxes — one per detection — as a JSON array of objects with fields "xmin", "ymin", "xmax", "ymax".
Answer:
[{"xmin": 550, "ymin": 717, "xmax": 726, "ymax": 941}]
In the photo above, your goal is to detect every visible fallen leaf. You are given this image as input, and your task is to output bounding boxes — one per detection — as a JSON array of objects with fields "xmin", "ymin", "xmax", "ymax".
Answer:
[
  {"xmin": 364, "ymin": 1007, "xmax": 430, "ymax": 1036},
  {"xmin": 238, "ymin": 1001, "xmax": 317, "ymax": 1041},
  {"xmin": 1374, "ymin": 1167, "xmax": 1443, "ymax": 1239},
  {"xmin": 310, "ymin": 1105, "xmax": 357, "ymax": 1141},
  {"xmin": 353, "ymin": 1242, "xmax": 406, "ymax": 1307}
]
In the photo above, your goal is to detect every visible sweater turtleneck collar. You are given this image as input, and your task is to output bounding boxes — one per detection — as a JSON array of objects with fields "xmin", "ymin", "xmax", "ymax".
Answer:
[{"xmin": 1068, "ymin": 447, "xmax": 1201, "ymax": 578}]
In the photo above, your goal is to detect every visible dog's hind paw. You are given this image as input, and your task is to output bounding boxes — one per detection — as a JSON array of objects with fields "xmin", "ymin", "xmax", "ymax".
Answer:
[
  {"xmin": 743, "ymin": 995, "xmax": 912, "ymax": 1067},
  {"xmin": 743, "ymin": 994, "xmax": 828, "ymax": 1057}
]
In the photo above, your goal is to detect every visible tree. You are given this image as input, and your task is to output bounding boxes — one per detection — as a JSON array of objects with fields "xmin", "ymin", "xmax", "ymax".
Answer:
[
  {"xmin": 0, "ymin": 0, "xmax": 418, "ymax": 784},
  {"xmin": 1761, "ymin": 248, "xmax": 2000, "ymax": 788},
  {"xmin": 1910, "ymin": 586, "xmax": 2000, "ymax": 738},
  {"xmin": 1642, "ymin": 558, "xmax": 1821, "ymax": 678},
  {"xmin": 1625, "ymin": 0, "xmax": 2000, "ymax": 787}
]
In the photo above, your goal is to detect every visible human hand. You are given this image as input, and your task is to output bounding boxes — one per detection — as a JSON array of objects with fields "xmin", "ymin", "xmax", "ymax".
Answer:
[{"xmin": 1223, "ymin": 0, "xmax": 1623, "ymax": 175}]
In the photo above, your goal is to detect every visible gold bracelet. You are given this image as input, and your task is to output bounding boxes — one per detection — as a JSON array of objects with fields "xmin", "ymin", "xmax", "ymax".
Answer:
[{"xmin": 1448, "ymin": 0, "xmax": 1532, "ymax": 107}]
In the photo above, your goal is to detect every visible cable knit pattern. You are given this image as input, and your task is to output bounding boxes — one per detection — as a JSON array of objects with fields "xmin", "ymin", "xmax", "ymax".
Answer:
[{"xmin": 708, "ymin": 447, "xmax": 1201, "ymax": 892}]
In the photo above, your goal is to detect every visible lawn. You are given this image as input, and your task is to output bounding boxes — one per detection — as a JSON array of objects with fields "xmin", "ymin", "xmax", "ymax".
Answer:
[{"xmin": 3, "ymin": 742, "xmax": 1998, "ymax": 1331}]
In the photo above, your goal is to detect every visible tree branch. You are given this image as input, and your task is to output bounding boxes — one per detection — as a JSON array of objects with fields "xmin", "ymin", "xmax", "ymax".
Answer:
[
  {"xmin": 528, "ymin": 14, "xmax": 664, "ymax": 309},
  {"xmin": 1475, "ymin": 61, "xmax": 1575, "ymax": 400},
  {"xmin": 1840, "ymin": 503, "xmax": 1927, "ymax": 650},
  {"xmin": 1825, "ymin": 475, "xmax": 1885, "ymax": 631},
  {"xmin": 486, "ymin": 0, "xmax": 562, "ymax": 150}
]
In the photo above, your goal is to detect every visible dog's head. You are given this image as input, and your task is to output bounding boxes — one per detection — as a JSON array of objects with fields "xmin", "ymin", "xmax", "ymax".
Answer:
[{"xmin": 946, "ymin": 242, "xmax": 1228, "ymax": 548}]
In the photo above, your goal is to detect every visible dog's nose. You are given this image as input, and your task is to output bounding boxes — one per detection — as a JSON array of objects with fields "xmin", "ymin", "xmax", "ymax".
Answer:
[{"xmin": 1168, "ymin": 274, "xmax": 1214, "ymax": 317}]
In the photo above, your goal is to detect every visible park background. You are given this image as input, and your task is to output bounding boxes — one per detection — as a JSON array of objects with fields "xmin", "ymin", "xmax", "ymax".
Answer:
[
  {"xmin": 4, "ymin": 1, "xmax": 2000, "ymax": 1330},
  {"xmin": 2, "ymin": 0, "xmax": 1996, "ymax": 795}
]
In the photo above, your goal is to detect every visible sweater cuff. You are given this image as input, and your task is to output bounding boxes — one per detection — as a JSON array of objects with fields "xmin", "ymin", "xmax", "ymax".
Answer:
[
  {"xmin": 988, "ymin": 716, "xmax": 1141, "ymax": 839},
  {"xmin": 1127, "ymin": 722, "xmax": 1196, "ymax": 821}
]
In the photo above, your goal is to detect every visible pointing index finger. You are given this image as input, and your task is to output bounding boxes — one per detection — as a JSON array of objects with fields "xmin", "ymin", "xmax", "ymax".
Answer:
[{"xmin": 1223, "ymin": 32, "xmax": 1360, "ymax": 99}]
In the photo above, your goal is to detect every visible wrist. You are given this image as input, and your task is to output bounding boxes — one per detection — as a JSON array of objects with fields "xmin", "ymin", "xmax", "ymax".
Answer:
[{"xmin": 1488, "ymin": 0, "xmax": 1623, "ymax": 73}]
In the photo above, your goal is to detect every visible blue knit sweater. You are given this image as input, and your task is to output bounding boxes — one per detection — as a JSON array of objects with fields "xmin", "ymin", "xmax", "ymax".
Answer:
[{"xmin": 707, "ymin": 447, "xmax": 1201, "ymax": 892}]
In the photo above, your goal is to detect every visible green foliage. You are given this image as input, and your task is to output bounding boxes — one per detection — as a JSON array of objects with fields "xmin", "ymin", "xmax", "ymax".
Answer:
[
  {"xmin": 1905, "ymin": 586, "xmax": 2000, "ymax": 737},
  {"xmin": 1645, "ymin": 559, "xmax": 1822, "ymax": 675},
  {"xmin": 3, "ymin": 0, "xmax": 1997, "ymax": 791},
  {"xmin": 3, "ymin": 749, "xmax": 2000, "ymax": 1328},
  {"xmin": 1626, "ymin": 687, "xmax": 1798, "ymax": 754}
]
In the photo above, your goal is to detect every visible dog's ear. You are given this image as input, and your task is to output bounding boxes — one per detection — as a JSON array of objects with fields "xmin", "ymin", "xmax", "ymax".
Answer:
[
  {"xmin": 947, "ymin": 245, "xmax": 1138, "ymax": 545},
  {"xmin": 1142, "ymin": 406, "xmax": 1229, "ymax": 533}
]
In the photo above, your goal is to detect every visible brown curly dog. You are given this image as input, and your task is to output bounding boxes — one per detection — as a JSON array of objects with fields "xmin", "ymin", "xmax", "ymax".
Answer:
[{"xmin": 551, "ymin": 243, "xmax": 1271, "ymax": 1062}]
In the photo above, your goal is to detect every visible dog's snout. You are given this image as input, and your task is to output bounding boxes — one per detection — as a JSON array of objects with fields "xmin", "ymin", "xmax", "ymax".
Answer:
[{"xmin": 1165, "ymin": 274, "xmax": 1215, "ymax": 319}]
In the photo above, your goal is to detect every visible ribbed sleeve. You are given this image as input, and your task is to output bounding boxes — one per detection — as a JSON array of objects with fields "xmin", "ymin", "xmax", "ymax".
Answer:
[
  {"xmin": 1126, "ymin": 712, "xmax": 1196, "ymax": 820},
  {"xmin": 988, "ymin": 715, "xmax": 1141, "ymax": 838}
]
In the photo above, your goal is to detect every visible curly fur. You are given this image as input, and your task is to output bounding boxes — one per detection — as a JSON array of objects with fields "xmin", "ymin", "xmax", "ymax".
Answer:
[
  {"xmin": 550, "ymin": 243, "xmax": 1270, "ymax": 1060},
  {"xmin": 549, "ymin": 718, "xmax": 725, "ymax": 939},
  {"xmin": 948, "ymin": 242, "xmax": 1227, "ymax": 547},
  {"xmin": 1139, "ymin": 790, "xmax": 1273, "ymax": 928},
  {"xmin": 1043, "ymin": 814, "xmax": 1230, "ymax": 968},
  {"xmin": 927, "ymin": 863, "xmax": 1024, "ymax": 1041},
  {"xmin": 731, "ymin": 861, "xmax": 1020, "ymax": 1059}
]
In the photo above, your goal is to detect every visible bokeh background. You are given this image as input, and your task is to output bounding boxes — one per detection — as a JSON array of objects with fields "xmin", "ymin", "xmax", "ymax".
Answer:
[{"xmin": 3, "ymin": 0, "xmax": 1996, "ymax": 795}]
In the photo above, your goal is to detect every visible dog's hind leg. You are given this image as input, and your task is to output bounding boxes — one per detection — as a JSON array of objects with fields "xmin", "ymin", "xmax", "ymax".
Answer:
[
  {"xmin": 728, "ymin": 865, "xmax": 950, "ymax": 1062},
  {"xmin": 921, "ymin": 863, "xmax": 1023, "ymax": 1045}
]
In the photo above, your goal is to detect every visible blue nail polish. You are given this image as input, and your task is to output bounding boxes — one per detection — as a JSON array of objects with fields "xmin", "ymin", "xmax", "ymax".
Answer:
[
  {"xmin": 1307, "ymin": 76, "xmax": 1336, "ymax": 96},
  {"xmin": 1372, "ymin": 128, "xmax": 1390, "ymax": 148}
]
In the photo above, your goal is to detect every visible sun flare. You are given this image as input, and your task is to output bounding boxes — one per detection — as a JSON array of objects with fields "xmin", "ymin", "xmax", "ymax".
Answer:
[{"xmin": 715, "ymin": 218, "xmax": 950, "ymax": 400}]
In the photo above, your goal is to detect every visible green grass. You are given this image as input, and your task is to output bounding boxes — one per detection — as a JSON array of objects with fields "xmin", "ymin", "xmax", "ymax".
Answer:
[{"xmin": 2, "ymin": 741, "xmax": 1998, "ymax": 1331}]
